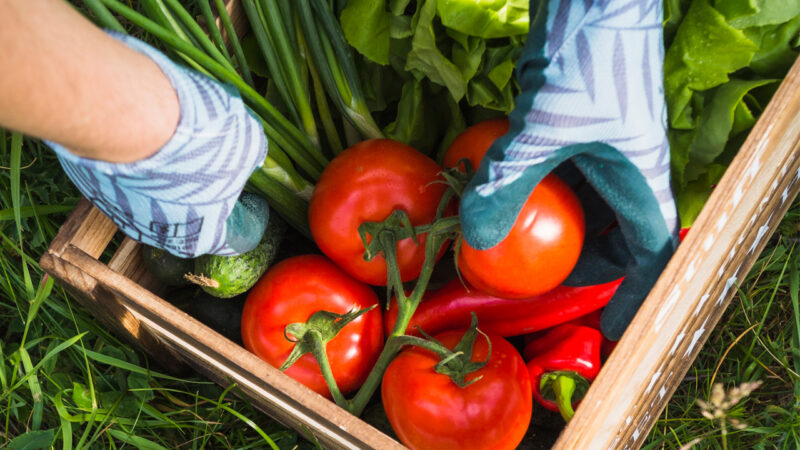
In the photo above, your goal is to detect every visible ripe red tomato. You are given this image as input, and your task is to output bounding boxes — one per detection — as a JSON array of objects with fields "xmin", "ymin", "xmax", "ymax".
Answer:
[
  {"xmin": 443, "ymin": 118, "xmax": 509, "ymax": 173},
  {"xmin": 459, "ymin": 173, "xmax": 585, "ymax": 298},
  {"xmin": 309, "ymin": 139, "xmax": 448, "ymax": 286},
  {"xmin": 381, "ymin": 330, "xmax": 532, "ymax": 450},
  {"xmin": 241, "ymin": 254, "xmax": 384, "ymax": 397}
]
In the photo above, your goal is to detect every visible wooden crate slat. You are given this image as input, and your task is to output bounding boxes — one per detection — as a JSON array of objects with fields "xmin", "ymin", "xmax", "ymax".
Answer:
[
  {"xmin": 55, "ymin": 242, "xmax": 405, "ymax": 450},
  {"xmin": 108, "ymin": 237, "xmax": 164, "ymax": 295},
  {"xmin": 46, "ymin": 198, "xmax": 116, "ymax": 258},
  {"xmin": 40, "ymin": 250, "xmax": 189, "ymax": 375},
  {"xmin": 554, "ymin": 54, "xmax": 800, "ymax": 449}
]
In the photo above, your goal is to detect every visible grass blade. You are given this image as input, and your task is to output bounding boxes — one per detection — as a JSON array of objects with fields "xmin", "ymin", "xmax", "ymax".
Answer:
[
  {"xmin": 0, "ymin": 204, "xmax": 76, "ymax": 222},
  {"xmin": 10, "ymin": 133, "xmax": 33, "ymax": 300},
  {"xmin": 18, "ymin": 347, "xmax": 43, "ymax": 431},
  {"xmin": 107, "ymin": 428, "xmax": 170, "ymax": 450}
]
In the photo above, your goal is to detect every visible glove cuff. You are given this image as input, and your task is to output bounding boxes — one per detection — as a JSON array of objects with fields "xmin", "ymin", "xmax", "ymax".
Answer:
[{"xmin": 47, "ymin": 32, "xmax": 267, "ymax": 258}]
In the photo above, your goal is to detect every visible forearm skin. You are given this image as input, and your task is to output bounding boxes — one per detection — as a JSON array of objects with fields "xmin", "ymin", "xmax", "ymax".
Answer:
[{"xmin": 0, "ymin": 0, "xmax": 179, "ymax": 163}]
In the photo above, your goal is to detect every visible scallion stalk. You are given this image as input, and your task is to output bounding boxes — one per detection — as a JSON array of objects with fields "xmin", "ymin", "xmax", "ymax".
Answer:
[
  {"xmin": 198, "ymin": 0, "xmax": 232, "ymax": 63},
  {"xmin": 213, "ymin": 0, "xmax": 255, "ymax": 88},
  {"xmin": 295, "ymin": 0, "xmax": 383, "ymax": 140}
]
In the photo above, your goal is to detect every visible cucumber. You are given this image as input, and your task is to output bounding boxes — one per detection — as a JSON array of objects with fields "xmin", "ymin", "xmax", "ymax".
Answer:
[
  {"xmin": 188, "ymin": 212, "xmax": 286, "ymax": 298},
  {"xmin": 141, "ymin": 245, "xmax": 193, "ymax": 286}
]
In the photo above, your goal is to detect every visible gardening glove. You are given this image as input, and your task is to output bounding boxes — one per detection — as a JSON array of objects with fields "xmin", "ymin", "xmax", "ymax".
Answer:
[
  {"xmin": 46, "ymin": 32, "xmax": 268, "ymax": 259},
  {"xmin": 459, "ymin": 0, "xmax": 679, "ymax": 340}
]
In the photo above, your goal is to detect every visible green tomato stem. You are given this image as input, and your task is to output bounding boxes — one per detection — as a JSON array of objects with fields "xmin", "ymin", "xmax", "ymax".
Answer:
[
  {"xmin": 348, "ymin": 229, "xmax": 453, "ymax": 416},
  {"xmin": 308, "ymin": 331, "xmax": 349, "ymax": 409}
]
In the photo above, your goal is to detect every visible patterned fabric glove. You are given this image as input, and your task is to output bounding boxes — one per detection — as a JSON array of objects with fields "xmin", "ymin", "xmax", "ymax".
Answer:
[
  {"xmin": 46, "ymin": 32, "xmax": 267, "ymax": 258},
  {"xmin": 460, "ymin": 0, "xmax": 678, "ymax": 339}
]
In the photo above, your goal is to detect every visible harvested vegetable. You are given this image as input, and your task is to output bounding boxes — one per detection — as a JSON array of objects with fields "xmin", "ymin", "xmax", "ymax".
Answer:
[
  {"xmin": 141, "ymin": 245, "xmax": 193, "ymax": 286},
  {"xmin": 665, "ymin": 0, "xmax": 800, "ymax": 227},
  {"xmin": 382, "ymin": 324, "xmax": 531, "ymax": 450},
  {"xmin": 241, "ymin": 254, "xmax": 384, "ymax": 398},
  {"xmin": 384, "ymin": 277, "xmax": 622, "ymax": 338},
  {"xmin": 458, "ymin": 173, "xmax": 585, "ymax": 298},
  {"xmin": 189, "ymin": 206, "xmax": 286, "ymax": 298},
  {"xmin": 524, "ymin": 323, "xmax": 603, "ymax": 422},
  {"xmin": 308, "ymin": 139, "xmax": 449, "ymax": 285}
]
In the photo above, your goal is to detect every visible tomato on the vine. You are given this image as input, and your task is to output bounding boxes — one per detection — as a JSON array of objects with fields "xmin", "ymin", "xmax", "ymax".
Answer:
[
  {"xmin": 241, "ymin": 254, "xmax": 384, "ymax": 397},
  {"xmin": 458, "ymin": 173, "xmax": 585, "ymax": 298},
  {"xmin": 309, "ymin": 139, "xmax": 448, "ymax": 286},
  {"xmin": 381, "ymin": 330, "xmax": 532, "ymax": 450},
  {"xmin": 443, "ymin": 117, "xmax": 509, "ymax": 173},
  {"xmin": 444, "ymin": 119, "xmax": 585, "ymax": 298}
]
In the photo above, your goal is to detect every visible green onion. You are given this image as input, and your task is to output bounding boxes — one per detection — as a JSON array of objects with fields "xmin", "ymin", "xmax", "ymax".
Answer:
[
  {"xmin": 213, "ymin": 0, "xmax": 255, "ymax": 88},
  {"xmin": 294, "ymin": 0, "xmax": 383, "ymax": 140},
  {"xmin": 198, "ymin": 0, "xmax": 232, "ymax": 64}
]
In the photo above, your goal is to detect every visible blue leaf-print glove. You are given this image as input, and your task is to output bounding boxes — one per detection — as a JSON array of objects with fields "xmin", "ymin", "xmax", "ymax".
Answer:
[
  {"xmin": 460, "ymin": 0, "xmax": 679, "ymax": 340},
  {"xmin": 46, "ymin": 32, "xmax": 268, "ymax": 259}
]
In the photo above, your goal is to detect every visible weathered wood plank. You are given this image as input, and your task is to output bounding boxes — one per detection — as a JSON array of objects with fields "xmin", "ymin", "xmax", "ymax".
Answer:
[{"xmin": 554, "ymin": 53, "xmax": 800, "ymax": 450}]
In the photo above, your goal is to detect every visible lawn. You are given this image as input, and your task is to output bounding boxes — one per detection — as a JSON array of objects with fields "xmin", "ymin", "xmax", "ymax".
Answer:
[
  {"xmin": 3, "ymin": 135, "xmax": 799, "ymax": 450},
  {"xmin": 3, "ymin": 3, "xmax": 800, "ymax": 449}
]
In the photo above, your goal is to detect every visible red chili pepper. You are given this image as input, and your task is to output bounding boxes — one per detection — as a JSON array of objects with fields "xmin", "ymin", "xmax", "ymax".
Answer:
[
  {"xmin": 384, "ymin": 277, "xmax": 622, "ymax": 338},
  {"xmin": 524, "ymin": 323, "xmax": 603, "ymax": 421},
  {"xmin": 550, "ymin": 308, "xmax": 617, "ymax": 358}
]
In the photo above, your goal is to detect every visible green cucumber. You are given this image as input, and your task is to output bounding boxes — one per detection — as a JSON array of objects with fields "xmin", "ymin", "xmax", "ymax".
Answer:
[
  {"xmin": 188, "ymin": 213, "xmax": 286, "ymax": 298},
  {"xmin": 141, "ymin": 245, "xmax": 194, "ymax": 286}
]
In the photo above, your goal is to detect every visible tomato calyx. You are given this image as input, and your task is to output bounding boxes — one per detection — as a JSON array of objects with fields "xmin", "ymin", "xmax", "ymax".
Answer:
[
  {"xmin": 438, "ymin": 163, "xmax": 474, "ymax": 197},
  {"xmin": 539, "ymin": 371, "xmax": 590, "ymax": 422},
  {"xmin": 281, "ymin": 305, "xmax": 377, "ymax": 408},
  {"xmin": 417, "ymin": 312, "xmax": 491, "ymax": 388}
]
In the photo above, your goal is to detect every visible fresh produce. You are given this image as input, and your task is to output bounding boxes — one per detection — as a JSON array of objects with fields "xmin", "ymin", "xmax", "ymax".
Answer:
[
  {"xmin": 442, "ymin": 117, "xmax": 510, "ymax": 172},
  {"xmin": 341, "ymin": 0, "xmax": 527, "ymax": 123},
  {"xmin": 665, "ymin": 0, "xmax": 800, "ymax": 227},
  {"xmin": 241, "ymin": 254, "xmax": 384, "ymax": 397},
  {"xmin": 141, "ymin": 245, "xmax": 193, "ymax": 286},
  {"xmin": 524, "ymin": 322, "xmax": 603, "ymax": 422},
  {"xmin": 385, "ymin": 277, "xmax": 622, "ymax": 338},
  {"xmin": 458, "ymin": 173, "xmax": 585, "ymax": 298},
  {"xmin": 308, "ymin": 139, "xmax": 449, "ymax": 285},
  {"xmin": 189, "ymin": 209, "xmax": 286, "ymax": 298},
  {"xmin": 441, "ymin": 117, "xmax": 586, "ymax": 298},
  {"xmin": 381, "ymin": 326, "xmax": 532, "ymax": 450}
]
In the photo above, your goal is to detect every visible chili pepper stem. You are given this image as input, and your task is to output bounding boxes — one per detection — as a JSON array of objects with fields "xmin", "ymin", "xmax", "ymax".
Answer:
[{"xmin": 552, "ymin": 374, "xmax": 577, "ymax": 422}]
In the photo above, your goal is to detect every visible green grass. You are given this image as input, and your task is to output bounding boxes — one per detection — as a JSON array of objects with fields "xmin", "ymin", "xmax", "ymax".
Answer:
[
  {"xmin": 0, "ymin": 136, "xmax": 311, "ymax": 449},
  {"xmin": 3, "ymin": 132, "xmax": 800, "ymax": 449},
  {"xmin": 645, "ymin": 201, "xmax": 800, "ymax": 449}
]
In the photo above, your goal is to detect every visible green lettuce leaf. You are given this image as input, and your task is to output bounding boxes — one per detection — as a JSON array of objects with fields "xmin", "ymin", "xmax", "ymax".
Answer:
[
  {"xmin": 726, "ymin": 0, "xmax": 800, "ymax": 28},
  {"xmin": 743, "ymin": 15, "xmax": 800, "ymax": 77},
  {"xmin": 341, "ymin": 0, "xmax": 391, "ymax": 65},
  {"xmin": 404, "ymin": 0, "xmax": 468, "ymax": 100},
  {"xmin": 436, "ymin": 0, "xmax": 529, "ymax": 39},
  {"xmin": 664, "ymin": 0, "xmax": 758, "ymax": 130},
  {"xmin": 683, "ymin": 78, "xmax": 777, "ymax": 182},
  {"xmin": 676, "ymin": 164, "xmax": 728, "ymax": 228},
  {"xmin": 712, "ymin": 0, "xmax": 757, "ymax": 23}
]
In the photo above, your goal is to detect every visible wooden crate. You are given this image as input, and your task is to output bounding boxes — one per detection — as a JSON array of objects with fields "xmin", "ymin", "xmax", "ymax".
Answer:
[{"xmin": 40, "ymin": 13, "xmax": 800, "ymax": 450}]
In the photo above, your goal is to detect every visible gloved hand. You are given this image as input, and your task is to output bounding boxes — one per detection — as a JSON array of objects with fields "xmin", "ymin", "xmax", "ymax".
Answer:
[
  {"xmin": 46, "ymin": 32, "xmax": 268, "ymax": 258},
  {"xmin": 460, "ymin": 0, "xmax": 679, "ymax": 340}
]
